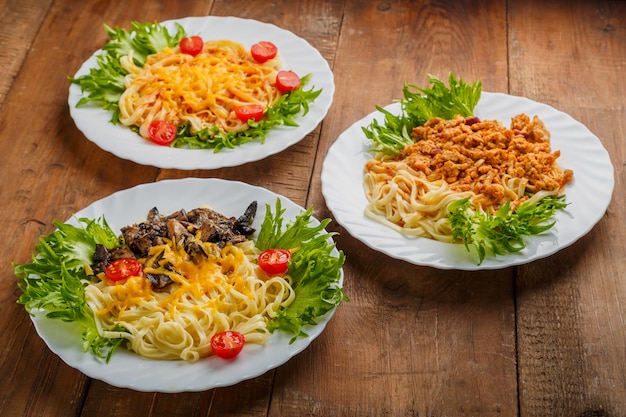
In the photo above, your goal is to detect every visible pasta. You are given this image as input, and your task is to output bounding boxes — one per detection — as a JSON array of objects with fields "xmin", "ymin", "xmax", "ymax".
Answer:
[
  {"xmin": 363, "ymin": 113, "xmax": 574, "ymax": 242},
  {"xmin": 118, "ymin": 39, "xmax": 282, "ymax": 139},
  {"xmin": 84, "ymin": 237, "xmax": 294, "ymax": 361}
]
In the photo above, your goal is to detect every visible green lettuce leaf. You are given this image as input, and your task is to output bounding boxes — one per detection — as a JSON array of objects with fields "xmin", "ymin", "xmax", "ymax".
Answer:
[
  {"xmin": 14, "ymin": 217, "xmax": 125, "ymax": 362},
  {"xmin": 362, "ymin": 72, "xmax": 482, "ymax": 155},
  {"xmin": 102, "ymin": 21, "xmax": 186, "ymax": 67},
  {"xmin": 69, "ymin": 21, "xmax": 186, "ymax": 123},
  {"xmin": 448, "ymin": 195, "xmax": 568, "ymax": 264},
  {"xmin": 257, "ymin": 199, "xmax": 347, "ymax": 341}
]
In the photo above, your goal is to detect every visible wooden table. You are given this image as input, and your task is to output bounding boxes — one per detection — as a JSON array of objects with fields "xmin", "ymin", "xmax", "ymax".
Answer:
[{"xmin": 1, "ymin": 1, "xmax": 624, "ymax": 416}]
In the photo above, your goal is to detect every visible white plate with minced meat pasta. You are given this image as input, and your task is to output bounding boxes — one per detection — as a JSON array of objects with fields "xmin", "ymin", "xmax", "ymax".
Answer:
[{"xmin": 322, "ymin": 91, "xmax": 614, "ymax": 270}]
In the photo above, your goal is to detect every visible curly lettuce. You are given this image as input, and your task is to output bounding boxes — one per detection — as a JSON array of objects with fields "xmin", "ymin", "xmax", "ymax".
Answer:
[
  {"xmin": 362, "ymin": 72, "xmax": 482, "ymax": 155},
  {"xmin": 256, "ymin": 199, "xmax": 347, "ymax": 341},
  {"xmin": 14, "ymin": 217, "xmax": 124, "ymax": 361},
  {"xmin": 69, "ymin": 21, "xmax": 186, "ymax": 123},
  {"xmin": 448, "ymin": 195, "xmax": 569, "ymax": 265}
]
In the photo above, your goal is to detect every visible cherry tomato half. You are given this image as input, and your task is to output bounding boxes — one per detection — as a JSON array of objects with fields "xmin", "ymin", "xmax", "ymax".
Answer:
[
  {"xmin": 105, "ymin": 258, "xmax": 143, "ymax": 282},
  {"xmin": 211, "ymin": 330, "xmax": 245, "ymax": 359},
  {"xmin": 179, "ymin": 36, "xmax": 204, "ymax": 56},
  {"xmin": 147, "ymin": 120, "xmax": 177, "ymax": 146},
  {"xmin": 258, "ymin": 249, "xmax": 291, "ymax": 275},
  {"xmin": 235, "ymin": 104, "xmax": 264, "ymax": 123},
  {"xmin": 250, "ymin": 41, "xmax": 278, "ymax": 63},
  {"xmin": 275, "ymin": 70, "xmax": 301, "ymax": 93}
]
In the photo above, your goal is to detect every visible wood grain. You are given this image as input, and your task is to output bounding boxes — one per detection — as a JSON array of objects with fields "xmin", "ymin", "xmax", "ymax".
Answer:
[
  {"xmin": 510, "ymin": 1, "xmax": 626, "ymax": 417},
  {"xmin": 0, "ymin": 0, "xmax": 624, "ymax": 416},
  {"xmin": 0, "ymin": 0, "xmax": 54, "ymax": 108},
  {"xmin": 301, "ymin": 2, "xmax": 518, "ymax": 415}
]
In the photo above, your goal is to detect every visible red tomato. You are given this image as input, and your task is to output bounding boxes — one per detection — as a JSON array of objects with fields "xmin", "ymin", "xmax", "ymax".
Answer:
[
  {"xmin": 258, "ymin": 249, "xmax": 291, "ymax": 275},
  {"xmin": 235, "ymin": 104, "xmax": 264, "ymax": 122},
  {"xmin": 275, "ymin": 70, "xmax": 301, "ymax": 93},
  {"xmin": 250, "ymin": 41, "xmax": 278, "ymax": 63},
  {"xmin": 211, "ymin": 331, "xmax": 245, "ymax": 359},
  {"xmin": 179, "ymin": 36, "xmax": 204, "ymax": 56},
  {"xmin": 147, "ymin": 120, "xmax": 177, "ymax": 146},
  {"xmin": 105, "ymin": 258, "xmax": 143, "ymax": 282}
]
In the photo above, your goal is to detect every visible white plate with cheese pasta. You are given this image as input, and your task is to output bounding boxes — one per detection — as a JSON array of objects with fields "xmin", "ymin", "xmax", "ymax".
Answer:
[
  {"xmin": 29, "ymin": 178, "xmax": 343, "ymax": 392},
  {"xmin": 321, "ymin": 92, "xmax": 615, "ymax": 270},
  {"xmin": 68, "ymin": 16, "xmax": 334, "ymax": 169}
]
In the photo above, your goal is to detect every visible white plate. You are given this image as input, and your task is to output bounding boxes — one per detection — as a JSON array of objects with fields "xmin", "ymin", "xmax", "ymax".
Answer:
[
  {"xmin": 68, "ymin": 16, "xmax": 335, "ymax": 169},
  {"xmin": 30, "ymin": 178, "xmax": 343, "ymax": 392},
  {"xmin": 321, "ymin": 92, "xmax": 615, "ymax": 270}
]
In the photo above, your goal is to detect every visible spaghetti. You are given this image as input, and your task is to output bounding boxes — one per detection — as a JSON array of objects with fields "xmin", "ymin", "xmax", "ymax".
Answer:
[
  {"xmin": 363, "ymin": 113, "xmax": 574, "ymax": 242},
  {"xmin": 118, "ymin": 40, "xmax": 282, "ymax": 139}
]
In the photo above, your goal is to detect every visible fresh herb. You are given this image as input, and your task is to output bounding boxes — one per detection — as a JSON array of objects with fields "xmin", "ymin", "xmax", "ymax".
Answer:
[
  {"xmin": 448, "ymin": 195, "xmax": 569, "ymax": 264},
  {"xmin": 256, "ymin": 199, "xmax": 347, "ymax": 342},
  {"xmin": 362, "ymin": 72, "xmax": 482, "ymax": 155},
  {"xmin": 68, "ymin": 21, "xmax": 322, "ymax": 151}
]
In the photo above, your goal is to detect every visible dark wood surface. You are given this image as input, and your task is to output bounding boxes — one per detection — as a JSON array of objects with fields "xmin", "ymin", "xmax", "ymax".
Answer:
[{"xmin": 1, "ymin": 1, "xmax": 624, "ymax": 416}]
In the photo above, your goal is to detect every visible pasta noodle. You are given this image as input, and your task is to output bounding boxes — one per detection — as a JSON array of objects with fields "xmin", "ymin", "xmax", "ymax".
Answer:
[
  {"xmin": 118, "ymin": 40, "xmax": 282, "ymax": 139},
  {"xmin": 364, "ymin": 113, "xmax": 574, "ymax": 242},
  {"xmin": 84, "ymin": 238, "xmax": 294, "ymax": 361}
]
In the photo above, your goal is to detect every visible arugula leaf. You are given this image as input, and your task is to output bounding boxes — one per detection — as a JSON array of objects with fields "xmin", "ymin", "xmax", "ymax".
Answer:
[
  {"xmin": 257, "ymin": 199, "xmax": 347, "ymax": 341},
  {"xmin": 362, "ymin": 72, "xmax": 482, "ymax": 155},
  {"xmin": 171, "ymin": 74, "xmax": 322, "ymax": 152},
  {"xmin": 448, "ymin": 195, "xmax": 568, "ymax": 264},
  {"xmin": 14, "ymin": 217, "xmax": 125, "ymax": 362}
]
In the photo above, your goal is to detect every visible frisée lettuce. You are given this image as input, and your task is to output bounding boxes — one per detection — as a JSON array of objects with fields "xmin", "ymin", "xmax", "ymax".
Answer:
[
  {"xmin": 256, "ymin": 199, "xmax": 347, "ymax": 341},
  {"xmin": 362, "ymin": 72, "xmax": 482, "ymax": 156},
  {"xmin": 69, "ymin": 22, "xmax": 186, "ymax": 123},
  {"xmin": 448, "ymin": 195, "xmax": 569, "ymax": 264},
  {"xmin": 14, "ymin": 217, "xmax": 125, "ymax": 361}
]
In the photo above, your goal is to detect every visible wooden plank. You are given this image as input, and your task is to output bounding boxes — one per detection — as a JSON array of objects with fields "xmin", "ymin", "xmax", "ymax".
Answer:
[
  {"xmin": 3, "ymin": 1, "xmax": 622, "ymax": 416},
  {"xmin": 509, "ymin": 1, "xmax": 626, "ymax": 416},
  {"xmin": 301, "ymin": 1, "xmax": 518, "ymax": 416},
  {"xmin": 0, "ymin": 0, "xmax": 53, "ymax": 108},
  {"xmin": 0, "ymin": 2, "xmax": 210, "ymax": 417}
]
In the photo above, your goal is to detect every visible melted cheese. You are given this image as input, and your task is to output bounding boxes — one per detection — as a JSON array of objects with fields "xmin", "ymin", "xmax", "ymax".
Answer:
[{"xmin": 118, "ymin": 40, "xmax": 281, "ymax": 138}]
